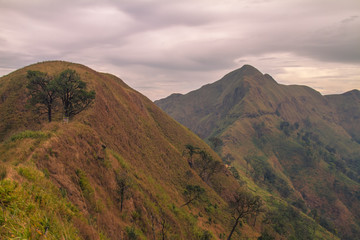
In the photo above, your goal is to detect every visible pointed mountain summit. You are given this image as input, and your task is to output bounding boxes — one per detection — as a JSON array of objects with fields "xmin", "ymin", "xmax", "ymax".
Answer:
[
  {"xmin": 156, "ymin": 66, "xmax": 360, "ymax": 239},
  {"xmin": 155, "ymin": 64, "xmax": 325, "ymax": 139}
]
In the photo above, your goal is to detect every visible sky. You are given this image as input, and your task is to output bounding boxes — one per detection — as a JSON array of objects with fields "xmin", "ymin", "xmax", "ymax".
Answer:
[{"xmin": 0, "ymin": 0, "xmax": 359, "ymax": 100}]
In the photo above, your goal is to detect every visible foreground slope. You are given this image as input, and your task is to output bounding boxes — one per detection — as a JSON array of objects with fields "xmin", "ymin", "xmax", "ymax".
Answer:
[
  {"xmin": 156, "ymin": 65, "xmax": 360, "ymax": 239},
  {"xmin": 0, "ymin": 61, "xmax": 246, "ymax": 239}
]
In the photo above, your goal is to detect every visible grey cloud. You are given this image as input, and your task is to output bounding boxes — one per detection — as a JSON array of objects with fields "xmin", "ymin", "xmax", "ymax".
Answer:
[
  {"xmin": 116, "ymin": 1, "xmax": 213, "ymax": 28},
  {"xmin": 0, "ymin": 0, "xmax": 359, "ymax": 100},
  {"xmin": 341, "ymin": 15, "xmax": 359, "ymax": 24},
  {"xmin": 295, "ymin": 16, "xmax": 360, "ymax": 63}
]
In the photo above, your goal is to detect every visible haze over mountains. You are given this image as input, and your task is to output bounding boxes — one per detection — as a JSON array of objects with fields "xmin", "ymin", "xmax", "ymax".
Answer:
[
  {"xmin": 156, "ymin": 65, "xmax": 360, "ymax": 239},
  {"xmin": 0, "ymin": 61, "xmax": 358, "ymax": 239}
]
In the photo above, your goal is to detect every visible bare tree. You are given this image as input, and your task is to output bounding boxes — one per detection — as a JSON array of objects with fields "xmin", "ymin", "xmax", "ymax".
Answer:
[{"xmin": 227, "ymin": 190, "xmax": 263, "ymax": 240}]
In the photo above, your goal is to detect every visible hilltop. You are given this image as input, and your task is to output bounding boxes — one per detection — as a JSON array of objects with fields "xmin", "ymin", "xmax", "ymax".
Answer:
[{"xmin": 156, "ymin": 65, "xmax": 360, "ymax": 240}]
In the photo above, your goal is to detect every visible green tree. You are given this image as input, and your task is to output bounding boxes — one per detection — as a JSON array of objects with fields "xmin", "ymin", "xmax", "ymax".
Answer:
[
  {"xmin": 54, "ymin": 69, "xmax": 95, "ymax": 119},
  {"xmin": 253, "ymin": 122, "xmax": 266, "ymax": 138},
  {"xmin": 181, "ymin": 184, "xmax": 205, "ymax": 207},
  {"xmin": 280, "ymin": 121, "xmax": 291, "ymax": 136},
  {"xmin": 26, "ymin": 70, "xmax": 57, "ymax": 122},
  {"xmin": 227, "ymin": 191, "xmax": 263, "ymax": 240},
  {"xmin": 208, "ymin": 137, "xmax": 223, "ymax": 151},
  {"xmin": 196, "ymin": 150, "xmax": 221, "ymax": 182},
  {"xmin": 115, "ymin": 171, "xmax": 131, "ymax": 212},
  {"xmin": 184, "ymin": 144, "xmax": 199, "ymax": 168},
  {"xmin": 125, "ymin": 226, "xmax": 138, "ymax": 240}
]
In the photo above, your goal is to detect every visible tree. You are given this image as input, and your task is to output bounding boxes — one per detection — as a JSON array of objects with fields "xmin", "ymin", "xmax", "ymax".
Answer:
[
  {"xmin": 54, "ymin": 69, "xmax": 95, "ymax": 119},
  {"xmin": 227, "ymin": 191, "xmax": 263, "ymax": 240},
  {"xmin": 181, "ymin": 184, "xmax": 205, "ymax": 207},
  {"xmin": 280, "ymin": 121, "xmax": 291, "ymax": 136},
  {"xmin": 115, "ymin": 171, "xmax": 131, "ymax": 212},
  {"xmin": 196, "ymin": 150, "xmax": 221, "ymax": 182},
  {"xmin": 208, "ymin": 137, "xmax": 223, "ymax": 151},
  {"xmin": 184, "ymin": 144, "xmax": 199, "ymax": 167},
  {"xmin": 159, "ymin": 211, "xmax": 170, "ymax": 240},
  {"xmin": 252, "ymin": 122, "xmax": 266, "ymax": 138},
  {"xmin": 26, "ymin": 70, "xmax": 57, "ymax": 122}
]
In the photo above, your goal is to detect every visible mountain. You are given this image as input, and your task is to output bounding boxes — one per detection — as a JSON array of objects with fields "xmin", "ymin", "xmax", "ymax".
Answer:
[
  {"xmin": 0, "ymin": 61, "xmax": 245, "ymax": 239},
  {"xmin": 325, "ymin": 90, "xmax": 360, "ymax": 143},
  {"xmin": 156, "ymin": 65, "xmax": 360, "ymax": 239}
]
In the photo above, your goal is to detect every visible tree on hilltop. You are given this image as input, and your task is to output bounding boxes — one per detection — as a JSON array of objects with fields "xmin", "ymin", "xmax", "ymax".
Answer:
[
  {"xmin": 26, "ymin": 69, "xmax": 95, "ymax": 122},
  {"xmin": 54, "ymin": 69, "xmax": 95, "ymax": 120},
  {"xmin": 26, "ymin": 70, "xmax": 57, "ymax": 122}
]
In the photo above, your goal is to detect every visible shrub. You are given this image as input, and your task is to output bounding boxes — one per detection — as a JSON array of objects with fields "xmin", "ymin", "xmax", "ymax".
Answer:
[
  {"xmin": 181, "ymin": 184, "xmax": 205, "ymax": 207},
  {"xmin": 10, "ymin": 130, "xmax": 50, "ymax": 142},
  {"xmin": 125, "ymin": 226, "xmax": 138, "ymax": 240},
  {"xmin": 198, "ymin": 230, "xmax": 213, "ymax": 240},
  {"xmin": 75, "ymin": 169, "xmax": 94, "ymax": 202},
  {"xmin": 18, "ymin": 167, "xmax": 38, "ymax": 181},
  {"xmin": 258, "ymin": 230, "xmax": 275, "ymax": 240}
]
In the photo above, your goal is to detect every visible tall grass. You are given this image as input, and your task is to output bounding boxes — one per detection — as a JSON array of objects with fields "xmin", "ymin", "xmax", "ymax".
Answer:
[{"xmin": 0, "ymin": 167, "xmax": 81, "ymax": 239}]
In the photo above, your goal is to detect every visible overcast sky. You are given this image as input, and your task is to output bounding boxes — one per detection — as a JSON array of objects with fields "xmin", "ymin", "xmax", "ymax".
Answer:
[{"xmin": 0, "ymin": 0, "xmax": 359, "ymax": 100}]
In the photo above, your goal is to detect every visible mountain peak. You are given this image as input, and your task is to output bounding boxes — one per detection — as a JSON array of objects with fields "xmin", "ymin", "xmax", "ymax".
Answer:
[
  {"xmin": 344, "ymin": 89, "xmax": 360, "ymax": 96},
  {"xmin": 240, "ymin": 64, "xmax": 260, "ymax": 71},
  {"xmin": 223, "ymin": 64, "xmax": 262, "ymax": 79}
]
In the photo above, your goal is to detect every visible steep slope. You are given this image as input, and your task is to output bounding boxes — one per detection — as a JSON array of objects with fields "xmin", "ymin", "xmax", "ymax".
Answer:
[
  {"xmin": 0, "ymin": 61, "xmax": 245, "ymax": 239},
  {"xmin": 326, "ymin": 90, "xmax": 360, "ymax": 143},
  {"xmin": 156, "ymin": 65, "xmax": 360, "ymax": 240}
]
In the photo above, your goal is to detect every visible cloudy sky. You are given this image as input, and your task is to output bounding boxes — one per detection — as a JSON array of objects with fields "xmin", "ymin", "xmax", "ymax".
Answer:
[{"xmin": 0, "ymin": 0, "xmax": 359, "ymax": 100}]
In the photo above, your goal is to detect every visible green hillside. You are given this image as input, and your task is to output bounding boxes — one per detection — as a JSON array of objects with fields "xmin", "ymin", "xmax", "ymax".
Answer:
[
  {"xmin": 156, "ymin": 65, "xmax": 360, "ymax": 240},
  {"xmin": 325, "ymin": 90, "xmax": 360, "ymax": 144},
  {"xmin": 0, "ymin": 61, "xmax": 244, "ymax": 239}
]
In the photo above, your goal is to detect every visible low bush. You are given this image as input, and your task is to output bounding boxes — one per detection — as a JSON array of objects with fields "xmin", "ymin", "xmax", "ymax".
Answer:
[{"xmin": 10, "ymin": 130, "xmax": 50, "ymax": 142}]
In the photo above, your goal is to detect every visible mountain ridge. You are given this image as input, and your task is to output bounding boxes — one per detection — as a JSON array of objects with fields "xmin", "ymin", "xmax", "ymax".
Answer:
[
  {"xmin": 155, "ymin": 64, "xmax": 360, "ymax": 239},
  {"xmin": 155, "ymin": 65, "xmax": 331, "ymax": 139}
]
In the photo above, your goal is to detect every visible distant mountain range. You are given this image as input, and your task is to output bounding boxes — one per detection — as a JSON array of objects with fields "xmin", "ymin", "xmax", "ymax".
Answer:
[{"xmin": 156, "ymin": 65, "xmax": 360, "ymax": 239}]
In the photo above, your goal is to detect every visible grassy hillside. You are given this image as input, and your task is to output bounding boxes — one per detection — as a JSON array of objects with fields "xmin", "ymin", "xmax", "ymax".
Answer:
[
  {"xmin": 325, "ymin": 90, "xmax": 360, "ymax": 144},
  {"xmin": 156, "ymin": 65, "xmax": 360, "ymax": 240},
  {"xmin": 0, "ymin": 61, "xmax": 247, "ymax": 239}
]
